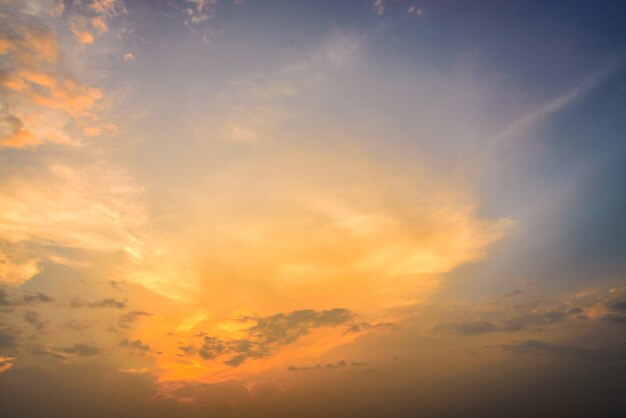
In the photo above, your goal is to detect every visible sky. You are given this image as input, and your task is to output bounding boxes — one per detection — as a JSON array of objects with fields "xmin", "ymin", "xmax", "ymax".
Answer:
[{"xmin": 1, "ymin": 0, "xmax": 626, "ymax": 417}]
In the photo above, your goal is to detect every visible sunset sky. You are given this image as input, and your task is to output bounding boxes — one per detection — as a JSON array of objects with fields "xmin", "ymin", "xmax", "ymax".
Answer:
[{"xmin": 1, "ymin": 1, "xmax": 626, "ymax": 417}]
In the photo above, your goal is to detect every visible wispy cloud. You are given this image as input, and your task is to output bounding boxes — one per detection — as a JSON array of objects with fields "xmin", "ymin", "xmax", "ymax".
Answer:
[
  {"xmin": 491, "ymin": 58, "xmax": 623, "ymax": 147},
  {"xmin": 0, "ymin": 162, "xmax": 147, "ymax": 285},
  {"xmin": 373, "ymin": 0, "xmax": 386, "ymax": 16}
]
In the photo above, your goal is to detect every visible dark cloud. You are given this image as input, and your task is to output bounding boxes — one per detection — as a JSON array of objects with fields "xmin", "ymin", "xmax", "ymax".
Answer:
[
  {"xmin": 488, "ymin": 339, "xmax": 626, "ymax": 364},
  {"xmin": 288, "ymin": 363, "xmax": 321, "ymax": 372},
  {"xmin": 185, "ymin": 309, "xmax": 358, "ymax": 367},
  {"xmin": 226, "ymin": 309, "xmax": 354, "ymax": 366},
  {"xmin": 0, "ymin": 289, "xmax": 13, "ymax": 307},
  {"xmin": 503, "ymin": 290, "xmax": 524, "ymax": 298},
  {"xmin": 177, "ymin": 344, "xmax": 195, "ymax": 357},
  {"xmin": 119, "ymin": 338, "xmax": 152, "ymax": 354},
  {"xmin": 223, "ymin": 354, "xmax": 247, "ymax": 368},
  {"xmin": 289, "ymin": 360, "xmax": 367, "ymax": 372},
  {"xmin": 21, "ymin": 292, "xmax": 53, "ymax": 304},
  {"xmin": 0, "ymin": 288, "xmax": 53, "ymax": 309},
  {"xmin": 601, "ymin": 290, "xmax": 626, "ymax": 324},
  {"xmin": 23, "ymin": 310, "xmax": 48, "ymax": 331},
  {"xmin": 198, "ymin": 336, "xmax": 227, "ymax": 360},
  {"xmin": 435, "ymin": 298, "xmax": 588, "ymax": 336},
  {"xmin": 69, "ymin": 297, "xmax": 126, "ymax": 309},
  {"xmin": 0, "ymin": 328, "xmax": 18, "ymax": 350},
  {"xmin": 325, "ymin": 360, "xmax": 347, "ymax": 368},
  {"xmin": 118, "ymin": 311, "xmax": 152, "ymax": 329},
  {"xmin": 608, "ymin": 300, "xmax": 626, "ymax": 311},
  {"xmin": 60, "ymin": 319, "xmax": 96, "ymax": 332},
  {"xmin": 442, "ymin": 320, "xmax": 497, "ymax": 336},
  {"xmin": 344, "ymin": 321, "xmax": 397, "ymax": 334},
  {"xmin": 603, "ymin": 314, "xmax": 626, "ymax": 324},
  {"xmin": 493, "ymin": 339, "xmax": 592, "ymax": 356},
  {"xmin": 248, "ymin": 309, "xmax": 355, "ymax": 345},
  {"xmin": 60, "ymin": 343, "xmax": 100, "ymax": 357},
  {"xmin": 30, "ymin": 347, "xmax": 68, "ymax": 362}
]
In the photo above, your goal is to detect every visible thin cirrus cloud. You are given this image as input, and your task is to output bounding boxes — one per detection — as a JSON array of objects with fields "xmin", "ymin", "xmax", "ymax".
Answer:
[{"xmin": 0, "ymin": 161, "xmax": 148, "ymax": 286}]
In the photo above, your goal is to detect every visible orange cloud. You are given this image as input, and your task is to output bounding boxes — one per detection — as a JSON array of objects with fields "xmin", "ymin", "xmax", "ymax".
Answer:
[
  {"xmin": 0, "ymin": 9, "xmax": 110, "ymax": 149},
  {"xmin": 69, "ymin": 16, "xmax": 95, "ymax": 45},
  {"xmin": 91, "ymin": 16, "xmax": 109, "ymax": 34}
]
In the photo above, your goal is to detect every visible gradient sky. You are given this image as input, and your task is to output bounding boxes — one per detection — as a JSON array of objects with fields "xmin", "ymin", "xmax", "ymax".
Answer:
[{"xmin": 1, "ymin": 1, "xmax": 626, "ymax": 417}]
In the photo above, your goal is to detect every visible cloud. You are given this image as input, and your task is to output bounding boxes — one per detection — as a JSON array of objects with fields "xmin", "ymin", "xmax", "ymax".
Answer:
[
  {"xmin": 0, "ymin": 162, "xmax": 147, "ymax": 285},
  {"xmin": 288, "ymin": 360, "xmax": 367, "ymax": 372},
  {"xmin": 23, "ymin": 310, "xmax": 48, "ymax": 330},
  {"xmin": 118, "ymin": 311, "xmax": 152, "ymax": 329},
  {"xmin": 0, "ymin": 251, "xmax": 40, "ymax": 286},
  {"xmin": 60, "ymin": 342, "xmax": 100, "ymax": 356},
  {"xmin": 191, "ymin": 31, "xmax": 361, "ymax": 145},
  {"xmin": 61, "ymin": 319, "xmax": 96, "ymax": 333},
  {"xmin": 449, "ymin": 306, "xmax": 584, "ymax": 335},
  {"xmin": 0, "ymin": 355, "xmax": 15, "ymax": 373},
  {"xmin": 344, "ymin": 321, "xmax": 397, "ymax": 334},
  {"xmin": 490, "ymin": 339, "xmax": 626, "ymax": 364},
  {"xmin": 288, "ymin": 363, "xmax": 321, "ymax": 372},
  {"xmin": 68, "ymin": 16, "xmax": 95, "ymax": 45},
  {"xmin": 373, "ymin": 0, "xmax": 386, "ymax": 16},
  {"xmin": 88, "ymin": 0, "xmax": 126, "ymax": 16},
  {"xmin": 190, "ymin": 309, "xmax": 357, "ymax": 367},
  {"xmin": 180, "ymin": 0, "xmax": 219, "ymax": 44},
  {"xmin": 325, "ymin": 360, "xmax": 347, "ymax": 369},
  {"xmin": 69, "ymin": 297, "xmax": 127, "ymax": 309},
  {"xmin": 0, "ymin": 328, "xmax": 19, "ymax": 350},
  {"xmin": 91, "ymin": 16, "xmax": 108, "ymax": 34},
  {"xmin": 437, "ymin": 302, "xmax": 585, "ymax": 336},
  {"xmin": 20, "ymin": 291, "xmax": 53, "ymax": 304},
  {"xmin": 583, "ymin": 287, "xmax": 626, "ymax": 324},
  {"xmin": 0, "ymin": 1, "xmax": 123, "ymax": 150},
  {"xmin": 407, "ymin": 5, "xmax": 423, "ymax": 16},
  {"xmin": 488, "ymin": 58, "xmax": 623, "ymax": 149},
  {"xmin": 248, "ymin": 309, "xmax": 355, "ymax": 345},
  {"xmin": 30, "ymin": 347, "xmax": 68, "ymax": 362},
  {"xmin": 436, "ymin": 287, "xmax": 626, "ymax": 336},
  {"xmin": 198, "ymin": 336, "xmax": 227, "ymax": 360},
  {"xmin": 440, "ymin": 320, "xmax": 498, "ymax": 336},
  {"xmin": 0, "ymin": 288, "xmax": 53, "ymax": 308},
  {"xmin": 66, "ymin": 0, "xmax": 126, "ymax": 44},
  {"xmin": 0, "ymin": 14, "xmax": 71, "ymax": 149},
  {"xmin": 119, "ymin": 338, "xmax": 152, "ymax": 355}
]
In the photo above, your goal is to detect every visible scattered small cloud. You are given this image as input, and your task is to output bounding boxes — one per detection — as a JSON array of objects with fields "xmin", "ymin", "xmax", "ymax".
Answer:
[
  {"xmin": 68, "ymin": 16, "xmax": 95, "ymax": 45},
  {"xmin": 181, "ymin": 0, "xmax": 218, "ymax": 44},
  {"xmin": 24, "ymin": 310, "xmax": 48, "ymax": 331},
  {"xmin": 373, "ymin": 0, "xmax": 386, "ymax": 16},
  {"xmin": 408, "ymin": 5, "xmax": 423, "ymax": 16},
  {"xmin": 30, "ymin": 347, "xmax": 69, "ymax": 362},
  {"xmin": 118, "ymin": 311, "xmax": 152, "ymax": 329},
  {"xmin": 289, "ymin": 360, "xmax": 367, "ymax": 372},
  {"xmin": 60, "ymin": 342, "xmax": 100, "ymax": 357},
  {"xmin": 0, "ymin": 328, "xmax": 18, "ymax": 350},
  {"xmin": 435, "ymin": 287, "xmax": 626, "ymax": 337},
  {"xmin": 119, "ymin": 338, "xmax": 152, "ymax": 354},
  {"xmin": 178, "ymin": 308, "xmax": 359, "ymax": 367},
  {"xmin": 69, "ymin": 297, "xmax": 127, "ymax": 309},
  {"xmin": 0, "ymin": 288, "xmax": 53, "ymax": 308}
]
